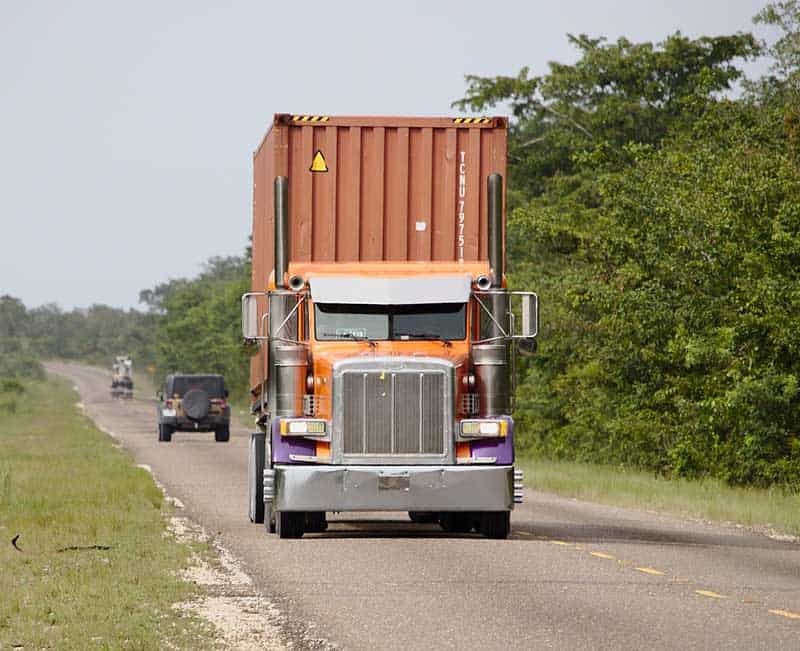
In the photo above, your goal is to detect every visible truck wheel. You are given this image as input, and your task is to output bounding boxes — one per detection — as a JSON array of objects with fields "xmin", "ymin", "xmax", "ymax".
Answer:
[
  {"xmin": 439, "ymin": 512, "xmax": 474, "ymax": 534},
  {"xmin": 479, "ymin": 511, "xmax": 510, "ymax": 539},
  {"xmin": 276, "ymin": 511, "xmax": 305, "ymax": 539},
  {"xmin": 215, "ymin": 426, "xmax": 230, "ymax": 442},
  {"xmin": 305, "ymin": 512, "xmax": 328, "ymax": 533},
  {"xmin": 158, "ymin": 424, "xmax": 172, "ymax": 442},
  {"xmin": 248, "ymin": 433, "xmax": 265, "ymax": 524},
  {"xmin": 408, "ymin": 511, "xmax": 438, "ymax": 524}
]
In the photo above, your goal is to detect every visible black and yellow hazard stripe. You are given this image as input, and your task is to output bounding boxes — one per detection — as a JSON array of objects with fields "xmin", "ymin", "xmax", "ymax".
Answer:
[
  {"xmin": 453, "ymin": 117, "xmax": 492, "ymax": 125},
  {"xmin": 292, "ymin": 115, "xmax": 330, "ymax": 123}
]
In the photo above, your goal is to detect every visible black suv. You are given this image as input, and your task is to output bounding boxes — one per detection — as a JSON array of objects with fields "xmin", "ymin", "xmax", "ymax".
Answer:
[{"xmin": 157, "ymin": 374, "xmax": 231, "ymax": 442}]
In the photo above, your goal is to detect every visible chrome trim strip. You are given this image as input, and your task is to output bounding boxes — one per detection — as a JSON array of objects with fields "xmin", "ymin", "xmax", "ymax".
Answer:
[
  {"xmin": 513, "ymin": 468, "xmax": 524, "ymax": 504},
  {"xmin": 263, "ymin": 468, "xmax": 276, "ymax": 503},
  {"xmin": 288, "ymin": 454, "xmax": 327, "ymax": 463}
]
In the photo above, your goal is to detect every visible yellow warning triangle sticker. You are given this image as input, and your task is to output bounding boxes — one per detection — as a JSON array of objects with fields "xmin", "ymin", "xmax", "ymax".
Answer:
[{"xmin": 310, "ymin": 150, "xmax": 328, "ymax": 173}]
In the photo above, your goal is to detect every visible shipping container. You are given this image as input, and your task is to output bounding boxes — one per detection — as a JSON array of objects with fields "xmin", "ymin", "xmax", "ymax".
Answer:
[{"xmin": 251, "ymin": 114, "xmax": 507, "ymax": 284}]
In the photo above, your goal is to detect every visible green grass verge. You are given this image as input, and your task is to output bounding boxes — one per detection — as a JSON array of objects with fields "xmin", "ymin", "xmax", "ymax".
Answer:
[
  {"xmin": 518, "ymin": 457, "xmax": 800, "ymax": 538},
  {"xmin": 0, "ymin": 377, "xmax": 214, "ymax": 649}
]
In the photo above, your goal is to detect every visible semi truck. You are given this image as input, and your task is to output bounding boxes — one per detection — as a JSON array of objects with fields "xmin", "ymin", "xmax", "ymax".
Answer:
[{"xmin": 243, "ymin": 114, "xmax": 538, "ymax": 539}]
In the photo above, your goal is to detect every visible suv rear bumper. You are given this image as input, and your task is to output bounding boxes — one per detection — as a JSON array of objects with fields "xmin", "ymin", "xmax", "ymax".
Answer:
[
  {"xmin": 160, "ymin": 414, "xmax": 229, "ymax": 431},
  {"xmin": 266, "ymin": 465, "xmax": 523, "ymax": 512}
]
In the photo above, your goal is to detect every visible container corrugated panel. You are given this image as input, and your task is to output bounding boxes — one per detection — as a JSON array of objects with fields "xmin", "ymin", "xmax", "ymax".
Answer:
[{"xmin": 250, "ymin": 114, "xmax": 508, "ymax": 393}]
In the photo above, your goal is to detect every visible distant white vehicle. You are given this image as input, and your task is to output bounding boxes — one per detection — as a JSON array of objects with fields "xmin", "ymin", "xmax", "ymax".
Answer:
[{"xmin": 110, "ymin": 356, "xmax": 134, "ymax": 399}]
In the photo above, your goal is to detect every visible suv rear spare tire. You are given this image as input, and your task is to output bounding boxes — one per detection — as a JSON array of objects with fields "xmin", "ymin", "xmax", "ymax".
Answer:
[{"xmin": 183, "ymin": 388, "xmax": 210, "ymax": 420}]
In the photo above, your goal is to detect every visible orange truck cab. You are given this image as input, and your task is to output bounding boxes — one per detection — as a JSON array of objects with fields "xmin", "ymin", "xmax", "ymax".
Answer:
[{"xmin": 243, "ymin": 115, "xmax": 538, "ymax": 538}]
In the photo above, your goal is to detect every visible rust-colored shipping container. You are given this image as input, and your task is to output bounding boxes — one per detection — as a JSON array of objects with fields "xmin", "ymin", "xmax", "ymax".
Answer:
[
  {"xmin": 251, "ymin": 113, "xmax": 507, "ymax": 287},
  {"xmin": 251, "ymin": 114, "xmax": 508, "ymax": 392}
]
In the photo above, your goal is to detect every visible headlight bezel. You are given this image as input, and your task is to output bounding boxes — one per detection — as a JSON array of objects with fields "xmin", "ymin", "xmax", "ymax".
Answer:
[
  {"xmin": 459, "ymin": 418, "xmax": 507, "ymax": 439},
  {"xmin": 279, "ymin": 418, "xmax": 328, "ymax": 438}
]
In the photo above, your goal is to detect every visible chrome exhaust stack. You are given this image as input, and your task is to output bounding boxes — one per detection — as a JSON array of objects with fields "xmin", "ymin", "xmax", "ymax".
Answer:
[
  {"xmin": 472, "ymin": 343, "xmax": 509, "ymax": 417},
  {"xmin": 488, "ymin": 174, "xmax": 504, "ymax": 287},
  {"xmin": 268, "ymin": 175, "xmax": 306, "ymax": 418},
  {"xmin": 273, "ymin": 343, "xmax": 308, "ymax": 417},
  {"xmin": 274, "ymin": 176, "xmax": 289, "ymax": 289},
  {"xmin": 473, "ymin": 174, "xmax": 511, "ymax": 417},
  {"xmin": 482, "ymin": 173, "xmax": 510, "ymax": 339}
]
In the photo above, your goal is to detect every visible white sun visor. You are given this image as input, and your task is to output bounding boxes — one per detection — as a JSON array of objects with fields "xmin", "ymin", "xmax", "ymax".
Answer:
[{"xmin": 309, "ymin": 275, "xmax": 472, "ymax": 305}]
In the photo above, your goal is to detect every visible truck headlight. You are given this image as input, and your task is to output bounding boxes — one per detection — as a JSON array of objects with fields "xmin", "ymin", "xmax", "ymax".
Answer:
[
  {"xmin": 460, "ymin": 419, "xmax": 507, "ymax": 438},
  {"xmin": 280, "ymin": 419, "xmax": 327, "ymax": 437}
]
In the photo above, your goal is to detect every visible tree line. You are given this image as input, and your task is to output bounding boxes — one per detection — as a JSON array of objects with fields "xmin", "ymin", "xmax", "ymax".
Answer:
[
  {"xmin": 0, "ymin": 252, "xmax": 252, "ymax": 400},
  {"xmin": 455, "ymin": 1, "xmax": 800, "ymax": 488}
]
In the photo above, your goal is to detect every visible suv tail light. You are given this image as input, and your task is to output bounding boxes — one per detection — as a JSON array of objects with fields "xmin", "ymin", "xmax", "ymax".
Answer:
[
  {"xmin": 166, "ymin": 399, "xmax": 173, "ymax": 408},
  {"xmin": 212, "ymin": 398, "xmax": 227, "ymax": 409}
]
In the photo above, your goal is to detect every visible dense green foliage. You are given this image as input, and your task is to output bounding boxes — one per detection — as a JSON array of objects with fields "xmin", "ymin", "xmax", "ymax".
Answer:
[
  {"xmin": 1, "ymin": 250, "xmax": 251, "ymax": 399},
  {"xmin": 0, "ymin": 296, "xmax": 44, "ymax": 380},
  {"xmin": 456, "ymin": 3, "xmax": 800, "ymax": 488},
  {"xmin": 0, "ymin": 294, "xmax": 154, "ymax": 377},
  {"xmin": 139, "ymin": 254, "xmax": 253, "ymax": 399}
]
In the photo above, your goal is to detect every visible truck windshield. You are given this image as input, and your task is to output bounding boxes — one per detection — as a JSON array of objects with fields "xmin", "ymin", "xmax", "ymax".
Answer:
[{"xmin": 315, "ymin": 303, "xmax": 466, "ymax": 341}]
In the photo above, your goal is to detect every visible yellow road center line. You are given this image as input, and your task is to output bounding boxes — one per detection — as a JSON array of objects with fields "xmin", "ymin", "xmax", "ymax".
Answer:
[
  {"xmin": 769, "ymin": 609, "xmax": 800, "ymax": 620},
  {"xmin": 590, "ymin": 551, "xmax": 615, "ymax": 559},
  {"xmin": 549, "ymin": 540, "xmax": 571, "ymax": 546},
  {"xmin": 635, "ymin": 567, "xmax": 666, "ymax": 576},
  {"xmin": 695, "ymin": 590, "xmax": 727, "ymax": 599}
]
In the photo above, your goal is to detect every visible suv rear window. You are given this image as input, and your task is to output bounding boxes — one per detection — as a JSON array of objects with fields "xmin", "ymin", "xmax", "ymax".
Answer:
[{"xmin": 170, "ymin": 376, "xmax": 224, "ymax": 397}]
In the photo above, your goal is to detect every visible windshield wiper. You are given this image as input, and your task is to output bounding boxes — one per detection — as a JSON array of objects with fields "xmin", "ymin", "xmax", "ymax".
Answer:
[
  {"xmin": 321, "ymin": 331, "xmax": 370, "ymax": 341},
  {"xmin": 394, "ymin": 332, "xmax": 449, "ymax": 341}
]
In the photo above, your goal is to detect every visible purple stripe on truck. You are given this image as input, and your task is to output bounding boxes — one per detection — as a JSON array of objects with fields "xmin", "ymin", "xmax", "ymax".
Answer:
[
  {"xmin": 469, "ymin": 416, "xmax": 514, "ymax": 464},
  {"xmin": 271, "ymin": 419, "xmax": 316, "ymax": 463}
]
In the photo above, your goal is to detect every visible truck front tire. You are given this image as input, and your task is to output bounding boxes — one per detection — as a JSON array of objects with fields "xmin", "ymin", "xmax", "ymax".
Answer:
[
  {"xmin": 439, "ymin": 512, "xmax": 474, "ymax": 534},
  {"xmin": 479, "ymin": 511, "xmax": 510, "ymax": 539},
  {"xmin": 305, "ymin": 511, "xmax": 328, "ymax": 533},
  {"xmin": 276, "ymin": 511, "xmax": 305, "ymax": 539}
]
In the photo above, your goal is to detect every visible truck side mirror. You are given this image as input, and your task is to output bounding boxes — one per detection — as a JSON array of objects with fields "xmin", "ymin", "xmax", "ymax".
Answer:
[
  {"xmin": 520, "ymin": 293, "xmax": 538, "ymax": 339},
  {"xmin": 242, "ymin": 294, "xmax": 261, "ymax": 340}
]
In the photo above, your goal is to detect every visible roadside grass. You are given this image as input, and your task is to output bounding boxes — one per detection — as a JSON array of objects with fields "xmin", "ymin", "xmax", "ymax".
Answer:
[
  {"xmin": 0, "ymin": 377, "xmax": 215, "ymax": 649},
  {"xmin": 518, "ymin": 457, "xmax": 800, "ymax": 538}
]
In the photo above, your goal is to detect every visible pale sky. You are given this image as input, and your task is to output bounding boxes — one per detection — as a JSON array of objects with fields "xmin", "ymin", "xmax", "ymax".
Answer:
[{"xmin": 0, "ymin": 0, "xmax": 777, "ymax": 310}]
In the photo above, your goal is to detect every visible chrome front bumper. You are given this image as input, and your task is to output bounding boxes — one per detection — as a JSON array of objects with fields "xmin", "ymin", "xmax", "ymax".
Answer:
[{"xmin": 264, "ymin": 465, "xmax": 523, "ymax": 512}]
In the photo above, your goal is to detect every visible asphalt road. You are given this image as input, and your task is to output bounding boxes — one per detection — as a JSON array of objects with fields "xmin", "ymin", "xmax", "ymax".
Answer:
[{"xmin": 47, "ymin": 361, "xmax": 800, "ymax": 650}]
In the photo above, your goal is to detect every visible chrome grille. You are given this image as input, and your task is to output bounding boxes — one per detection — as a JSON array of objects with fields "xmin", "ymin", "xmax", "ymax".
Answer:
[{"xmin": 340, "ymin": 368, "xmax": 447, "ymax": 458}]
